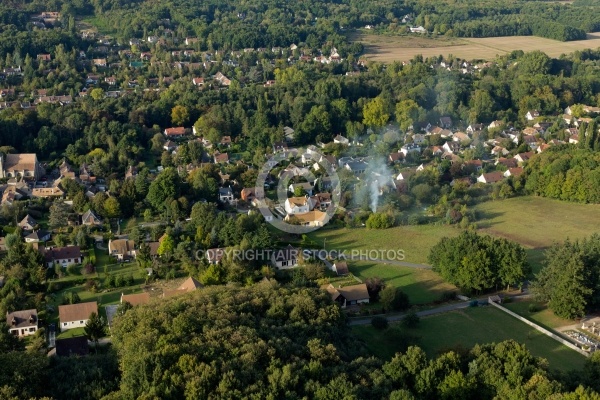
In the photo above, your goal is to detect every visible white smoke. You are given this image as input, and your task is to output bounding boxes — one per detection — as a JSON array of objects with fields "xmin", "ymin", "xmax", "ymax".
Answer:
[{"xmin": 367, "ymin": 159, "xmax": 394, "ymax": 212}]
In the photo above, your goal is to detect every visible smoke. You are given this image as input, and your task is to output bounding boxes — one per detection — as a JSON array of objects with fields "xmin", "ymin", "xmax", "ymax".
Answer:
[{"xmin": 367, "ymin": 159, "xmax": 394, "ymax": 212}]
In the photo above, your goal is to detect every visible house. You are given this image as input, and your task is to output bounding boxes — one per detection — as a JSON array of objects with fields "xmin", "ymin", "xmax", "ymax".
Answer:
[
  {"xmin": 121, "ymin": 292, "xmax": 151, "ymax": 306},
  {"xmin": 491, "ymin": 146, "xmax": 509, "ymax": 157},
  {"xmin": 37, "ymin": 54, "xmax": 51, "ymax": 62},
  {"xmin": 273, "ymin": 142, "xmax": 288, "ymax": 153},
  {"xmin": 214, "ymin": 72, "xmax": 231, "ymax": 86},
  {"xmin": 92, "ymin": 58, "xmax": 107, "ymax": 67},
  {"xmin": 55, "ymin": 336, "xmax": 89, "ymax": 357},
  {"xmin": 163, "ymin": 140, "xmax": 177, "ymax": 152},
  {"xmin": 31, "ymin": 187, "xmax": 64, "ymax": 198},
  {"xmin": 442, "ymin": 141, "xmax": 461, "ymax": 154},
  {"xmin": 285, "ymin": 196, "xmax": 313, "ymax": 215},
  {"xmin": 43, "ymin": 245, "xmax": 82, "ymax": 268},
  {"xmin": 164, "ymin": 127, "xmax": 187, "ymax": 138},
  {"xmin": 218, "ymin": 187, "xmax": 234, "ymax": 204},
  {"xmin": 488, "ymin": 120, "xmax": 504, "ymax": 130},
  {"xmin": 344, "ymin": 161, "xmax": 368, "ymax": 175},
  {"xmin": 213, "ymin": 152, "xmax": 229, "ymax": 164},
  {"xmin": 332, "ymin": 261, "xmax": 349, "ymax": 276},
  {"xmin": 58, "ymin": 301, "xmax": 98, "ymax": 332},
  {"xmin": 288, "ymin": 182, "xmax": 314, "ymax": 196},
  {"xmin": 0, "ymin": 153, "xmax": 44, "ymax": 180},
  {"xmin": 192, "ymin": 77, "xmax": 204, "ymax": 86},
  {"xmin": 220, "ymin": 136, "xmax": 232, "ymax": 147},
  {"xmin": 6, "ymin": 309, "xmax": 38, "ymax": 337},
  {"xmin": 108, "ymin": 239, "xmax": 136, "ymax": 261},
  {"xmin": 412, "ymin": 133, "xmax": 427, "ymax": 145},
  {"xmin": 467, "ymin": 124, "xmax": 484, "ymax": 134},
  {"xmin": 440, "ymin": 116, "xmax": 452, "ymax": 128},
  {"xmin": 409, "ymin": 26, "xmax": 427, "ymax": 34},
  {"xmin": 286, "ymin": 210, "xmax": 328, "ymax": 227},
  {"xmin": 333, "ymin": 134, "xmax": 349, "ymax": 145},
  {"xmin": 477, "ymin": 171, "xmax": 504, "ymax": 184},
  {"xmin": 452, "ymin": 132, "xmax": 469, "ymax": 142},
  {"xmin": 569, "ymin": 134, "xmax": 579, "ymax": 144},
  {"xmin": 514, "ymin": 152, "xmax": 534, "ymax": 164},
  {"xmin": 526, "ymin": 110, "xmax": 540, "ymax": 121},
  {"xmin": 105, "ymin": 76, "xmax": 116, "ymax": 86},
  {"xmin": 271, "ymin": 245, "xmax": 299, "ymax": 269},
  {"xmin": 464, "ymin": 160, "xmax": 483, "ymax": 171},
  {"xmin": 325, "ymin": 283, "xmax": 370, "ymax": 308},
  {"xmin": 283, "ymin": 126, "xmax": 295, "ymax": 141},
  {"xmin": 389, "ymin": 152, "xmax": 404, "ymax": 163},
  {"xmin": 162, "ymin": 276, "xmax": 202, "ymax": 298},
  {"xmin": 396, "ymin": 169, "xmax": 416, "ymax": 182},
  {"xmin": 313, "ymin": 192, "xmax": 333, "ymax": 211},
  {"xmin": 18, "ymin": 214, "xmax": 38, "ymax": 231},
  {"xmin": 400, "ymin": 143, "xmax": 421, "ymax": 156},
  {"xmin": 25, "ymin": 230, "xmax": 51, "ymax": 243},
  {"xmin": 241, "ymin": 187, "xmax": 259, "ymax": 202},
  {"xmin": 504, "ymin": 167, "xmax": 524, "ymax": 177},
  {"xmin": 81, "ymin": 209, "xmax": 102, "ymax": 227}
]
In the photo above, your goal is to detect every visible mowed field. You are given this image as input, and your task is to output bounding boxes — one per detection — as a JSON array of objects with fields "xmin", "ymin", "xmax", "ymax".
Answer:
[
  {"xmin": 355, "ymin": 32, "xmax": 600, "ymax": 62},
  {"xmin": 352, "ymin": 307, "xmax": 586, "ymax": 372}
]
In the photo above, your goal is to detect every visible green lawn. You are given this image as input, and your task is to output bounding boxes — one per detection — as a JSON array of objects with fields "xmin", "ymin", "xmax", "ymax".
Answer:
[
  {"xmin": 308, "ymin": 224, "xmax": 459, "ymax": 264},
  {"xmin": 504, "ymin": 300, "xmax": 576, "ymax": 329},
  {"xmin": 57, "ymin": 327, "xmax": 86, "ymax": 339},
  {"xmin": 352, "ymin": 307, "xmax": 586, "ymax": 372},
  {"xmin": 475, "ymin": 196, "xmax": 600, "ymax": 274},
  {"xmin": 350, "ymin": 261, "xmax": 456, "ymax": 304}
]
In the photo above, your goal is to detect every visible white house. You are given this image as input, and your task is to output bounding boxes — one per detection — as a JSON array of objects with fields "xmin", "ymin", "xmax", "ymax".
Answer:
[
  {"xmin": 108, "ymin": 239, "xmax": 136, "ymax": 261},
  {"xmin": 58, "ymin": 301, "xmax": 98, "ymax": 332},
  {"xmin": 526, "ymin": 110, "xmax": 540, "ymax": 121},
  {"xmin": 43, "ymin": 246, "xmax": 82, "ymax": 268},
  {"xmin": 271, "ymin": 245, "xmax": 299, "ymax": 269},
  {"xmin": 333, "ymin": 134, "xmax": 349, "ymax": 145},
  {"xmin": 477, "ymin": 171, "xmax": 504, "ymax": 184},
  {"xmin": 409, "ymin": 26, "xmax": 427, "ymax": 34},
  {"xmin": 400, "ymin": 143, "xmax": 421, "ymax": 156},
  {"xmin": 285, "ymin": 196, "xmax": 313, "ymax": 215},
  {"xmin": 218, "ymin": 187, "xmax": 235, "ymax": 204},
  {"xmin": 6, "ymin": 309, "xmax": 38, "ymax": 337}
]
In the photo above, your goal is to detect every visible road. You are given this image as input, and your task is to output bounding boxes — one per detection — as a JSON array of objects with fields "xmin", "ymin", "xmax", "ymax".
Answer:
[{"xmin": 347, "ymin": 293, "xmax": 533, "ymax": 326}]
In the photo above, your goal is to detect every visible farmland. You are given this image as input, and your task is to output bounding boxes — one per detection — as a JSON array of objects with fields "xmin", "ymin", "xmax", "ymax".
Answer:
[
  {"xmin": 354, "ymin": 32, "xmax": 600, "ymax": 62},
  {"xmin": 352, "ymin": 307, "xmax": 586, "ymax": 372}
]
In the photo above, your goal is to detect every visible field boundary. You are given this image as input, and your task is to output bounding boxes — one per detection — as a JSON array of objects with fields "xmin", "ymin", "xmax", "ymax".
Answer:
[{"xmin": 489, "ymin": 300, "xmax": 589, "ymax": 357}]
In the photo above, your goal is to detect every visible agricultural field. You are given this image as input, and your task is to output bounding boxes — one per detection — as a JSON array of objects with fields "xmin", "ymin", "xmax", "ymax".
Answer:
[
  {"xmin": 352, "ymin": 306, "xmax": 586, "ymax": 372},
  {"xmin": 354, "ymin": 32, "xmax": 600, "ymax": 62}
]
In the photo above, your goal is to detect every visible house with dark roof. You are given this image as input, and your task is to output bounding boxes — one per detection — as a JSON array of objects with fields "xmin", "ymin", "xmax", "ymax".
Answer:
[
  {"xmin": 6, "ymin": 309, "xmax": 38, "ymax": 337},
  {"xmin": 18, "ymin": 214, "xmax": 37, "ymax": 231},
  {"xmin": 325, "ymin": 284, "xmax": 370, "ymax": 308},
  {"xmin": 43, "ymin": 246, "xmax": 82, "ymax": 268},
  {"xmin": 477, "ymin": 171, "xmax": 504, "ymax": 184},
  {"xmin": 25, "ymin": 230, "xmax": 51, "ymax": 243},
  {"xmin": 332, "ymin": 261, "xmax": 349, "ymax": 276},
  {"xmin": 58, "ymin": 301, "xmax": 98, "ymax": 332},
  {"xmin": 81, "ymin": 209, "xmax": 102, "ymax": 226}
]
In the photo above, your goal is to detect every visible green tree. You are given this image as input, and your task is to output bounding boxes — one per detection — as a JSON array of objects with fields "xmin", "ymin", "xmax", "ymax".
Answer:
[
  {"xmin": 171, "ymin": 105, "xmax": 190, "ymax": 126},
  {"xmin": 84, "ymin": 312, "xmax": 106, "ymax": 352},
  {"xmin": 147, "ymin": 168, "xmax": 181, "ymax": 211},
  {"xmin": 49, "ymin": 201, "xmax": 70, "ymax": 230},
  {"xmin": 103, "ymin": 196, "xmax": 121, "ymax": 219},
  {"xmin": 157, "ymin": 234, "xmax": 175, "ymax": 257},
  {"xmin": 380, "ymin": 286, "xmax": 410, "ymax": 312},
  {"xmin": 363, "ymin": 97, "xmax": 390, "ymax": 128},
  {"xmin": 90, "ymin": 88, "xmax": 104, "ymax": 101}
]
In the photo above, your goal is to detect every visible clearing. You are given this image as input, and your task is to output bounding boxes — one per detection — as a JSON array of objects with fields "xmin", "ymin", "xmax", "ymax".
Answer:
[
  {"xmin": 352, "ymin": 306, "xmax": 586, "ymax": 372},
  {"xmin": 354, "ymin": 32, "xmax": 600, "ymax": 62}
]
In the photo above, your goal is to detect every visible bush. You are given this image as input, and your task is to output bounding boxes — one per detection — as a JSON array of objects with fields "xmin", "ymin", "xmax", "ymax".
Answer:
[
  {"xmin": 366, "ymin": 212, "xmax": 394, "ymax": 229},
  {"xmin": 402, "ymin": 311, "xmax": 420, "ymax": 328},
  {"xmin": 66, "ymin": 263, "xmax": 79, "ymax": 276},
  {"xmin": 371, "ymin": 316, "xmax": 389, "ymax": 330},
  {"xmin": 104, "ymin": 274, "xmax": 115, "ymax": 289},
  {"xmin": 380, "ymin": 286, "xmax": 410, "ymax": 312},
  {"xmin": 528, "ymin": 303, "xmax": 540, "ymax": 313},
  {"xmin": 114, "ymin": 275, "xmax": 124, "ymax": 288},
  {"xmin": 438, "ymin": 291, "xmax": 457, "ymax": 303},
  {"xmin": 83, "ymin": 264, "xmax": 95, "ymax": 275},
  {"xmin": 61, "ymin": 291, "xmax": 80, "ymax": 305},
  {"xmin": 85, "ymin": 279, "xmax": 100, "ymax": 293}
]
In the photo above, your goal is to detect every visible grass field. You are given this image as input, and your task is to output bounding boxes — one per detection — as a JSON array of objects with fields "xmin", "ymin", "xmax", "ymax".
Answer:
[
  {"xmin": 475, "ymin": 196, "xmax": 600, "ymax": 273},
  {"xmin": 351, "ymin": 260, "xmax": 456, "ymax": 304},
  {"xmin": 354, "ymin": 32, "xmax": 600, "ymax": 62},
  {"xmin": 352, "ymin": 307, "xmax": 586, "ymax": 372},
  {"xmin": 504, "ymin": 300, "xmax": 576, "ymax": 329}
]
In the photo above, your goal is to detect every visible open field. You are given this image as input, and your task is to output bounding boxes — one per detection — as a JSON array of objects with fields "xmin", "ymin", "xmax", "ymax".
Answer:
[
  {"xmin": 504, "ymin": 299, "xmax": 576, "ymax": 329},
  {"xmin": 352, "ymin": 307, "xmax": 586, "ymax": 372},
  {"xmin": 475, "ymin": 196, "xmax": 600, "ymax": 273},
  {"xmin": 351, "ymin": 260, "xmax": 456, "ymax": 304},
  {"xmin": 355, "ymin": 32, "xmax": 600, "ymax": 62}
]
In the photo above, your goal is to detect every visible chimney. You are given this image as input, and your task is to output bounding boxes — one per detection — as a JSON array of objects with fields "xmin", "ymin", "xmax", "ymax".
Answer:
[
  {"xmin": 29, "ymin": 314, "xmax": 34, "ymax": 324},
  {"xmin": 11, "ymin": 317, "xmax": 16, "ymax": 326}
]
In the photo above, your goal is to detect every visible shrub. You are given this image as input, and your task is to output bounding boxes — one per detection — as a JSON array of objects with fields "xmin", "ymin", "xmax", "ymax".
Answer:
[
  {"xmin": 114, "ymin": 275, "xmax": 124, "ymax": 288},
  {"xmin": 85, "ymin": 279, "xmax": 100, "ymax": 293},
  {"xmin": 371, "ymin": 316, "xmax": 389, "ymax": 330},
  {"xmin": 402, "ymin": 311, "xmax": 420, "ymax": 328},
  {"xmin": 66, "ymin": 263, "xmax": 79, "ymax": 276},
  {"xmin": 528, "ymin": 303, "xmax": 540, "ymax": 313},
  {"xmin": 380, "ymin": 286, "xmax": 410, "ymax": 312},
  {"xmin": 83, "ymin": 264, "xmax": 95, "ymax": 275},
  {"xmin": 104, "ymin": 274, "xmax": 115, "ymax": 289}
]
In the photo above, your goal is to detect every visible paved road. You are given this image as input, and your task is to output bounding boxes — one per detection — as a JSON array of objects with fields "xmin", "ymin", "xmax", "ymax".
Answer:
[{"xmin": 347, "ymin": 293, "xmax": 533, "ymax": 326}]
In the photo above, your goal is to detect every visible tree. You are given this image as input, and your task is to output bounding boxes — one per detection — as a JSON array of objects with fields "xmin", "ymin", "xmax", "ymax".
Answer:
[
  {"xmin": 157, "ymin": 234, "xmax": 175, "ymax": 257},
  {"xmin": 171, "ymin": 105, "xmax": 190, "ymax": 126},
  {"xmin": 395, "ymin": 100, "xmax": 423, "ymax": 132},
  {"xmin": 380, "ymin": 286, "xmax": 410, "ymax": 312},
  {"xmin": 49, "ymin": 201, "xmax": 70, "ymax": 230},
  {"xmin": 84, "ymin": 312, "xmax": 106, "ymax": 352},
  {"xmin": 147, "ymin": 168, "xmax": 181, "ymax": 211},
  {"xmin": 363, "ymin": 97, "xmax": 390, "ymax": 128},
  {"xmin": 90, "ymin": 88, "xmax": 104, "ymax": 101},
  {"xmin": 103, "ymin": 196, "xmax": 121, "ymax": 219}
]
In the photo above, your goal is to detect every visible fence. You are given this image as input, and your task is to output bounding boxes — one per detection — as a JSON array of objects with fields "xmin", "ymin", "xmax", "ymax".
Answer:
[{"xmin": 488, "ymin": 299, "xmax": 590, "ymax": 357}]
